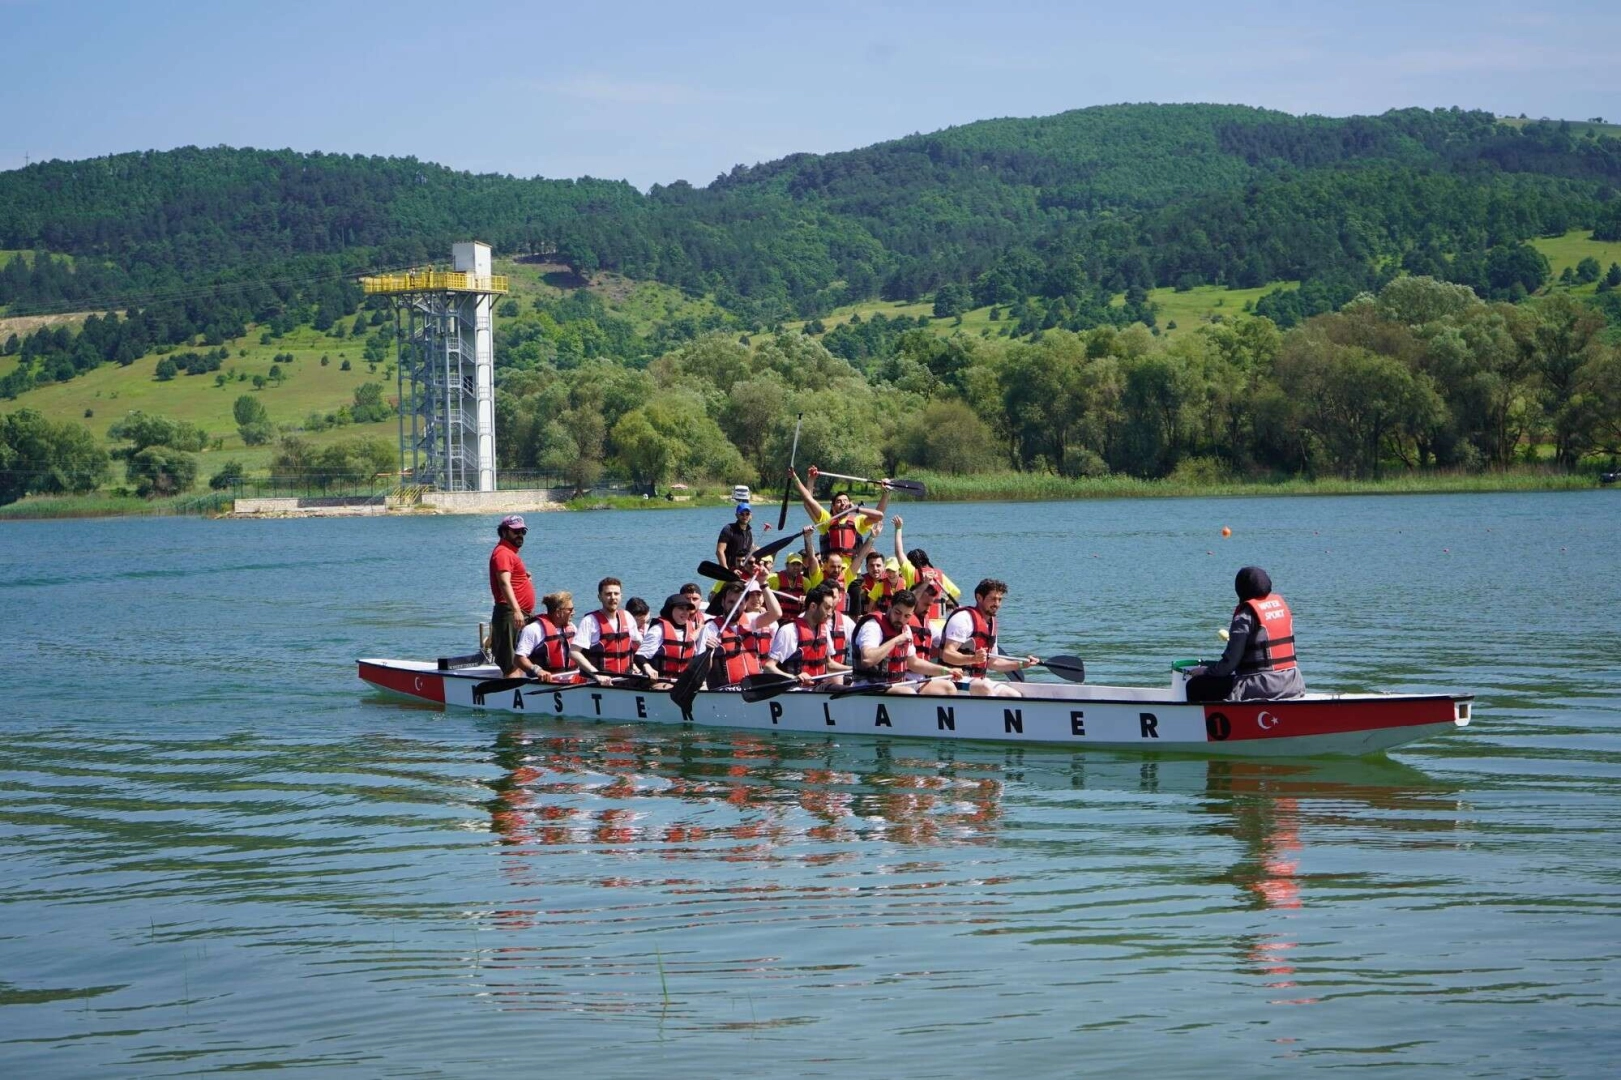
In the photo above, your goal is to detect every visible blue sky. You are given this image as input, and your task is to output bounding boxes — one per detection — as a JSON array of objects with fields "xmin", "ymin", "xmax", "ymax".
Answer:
[{"xmin": 2, "ymin": 0, "xmax": 1616, "ymax": 189}]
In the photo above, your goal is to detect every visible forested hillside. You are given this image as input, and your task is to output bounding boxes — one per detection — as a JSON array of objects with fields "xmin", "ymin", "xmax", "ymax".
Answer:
[{"xmin": 2, "ymin": 103, "xmax": 1621, "ymax": 506}]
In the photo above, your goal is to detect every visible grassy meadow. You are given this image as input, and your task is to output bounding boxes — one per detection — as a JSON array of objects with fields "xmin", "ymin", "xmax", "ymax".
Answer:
[{"xmin": 1530, "ymin": 230, "xmax": 1621, "ymax": 293}]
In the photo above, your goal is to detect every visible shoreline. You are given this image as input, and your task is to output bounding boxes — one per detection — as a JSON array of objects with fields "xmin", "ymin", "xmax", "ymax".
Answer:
[{"xmin": 0, "ymin": 471, "xmax": 1605, "ymax": 521}]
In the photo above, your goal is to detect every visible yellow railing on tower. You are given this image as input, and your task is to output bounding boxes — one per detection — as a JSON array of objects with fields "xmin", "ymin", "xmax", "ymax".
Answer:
[{"xmin": 359, "ymin": 270, "xmax": 509, "ymax": 295}]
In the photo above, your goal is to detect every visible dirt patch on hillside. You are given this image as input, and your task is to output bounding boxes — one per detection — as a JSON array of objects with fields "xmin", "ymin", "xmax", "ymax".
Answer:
[{"xmin": 0, "ymin": 311, "xmax": 92, "ymax": 338}]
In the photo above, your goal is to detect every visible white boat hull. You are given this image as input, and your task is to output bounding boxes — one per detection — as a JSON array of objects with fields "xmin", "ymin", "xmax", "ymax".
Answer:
[{"xmin": 358, "ymin": 659, "xmax": 1471, "ymax": 758}]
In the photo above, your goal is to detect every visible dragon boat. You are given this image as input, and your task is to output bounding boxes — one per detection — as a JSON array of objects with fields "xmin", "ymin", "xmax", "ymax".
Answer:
[{"xmin": 357, "ymin": 657, "xmax": 1472, "ymax": 758}]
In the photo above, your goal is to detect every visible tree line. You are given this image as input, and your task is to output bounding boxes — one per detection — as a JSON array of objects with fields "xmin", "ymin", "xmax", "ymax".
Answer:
[
  {"xmin": 3, "ymin": 107, "xmax": 1618, "ymax": 330},
  {"xmin": 491, "ymin": 276, "xmax": 1620, "ymax": 495}
]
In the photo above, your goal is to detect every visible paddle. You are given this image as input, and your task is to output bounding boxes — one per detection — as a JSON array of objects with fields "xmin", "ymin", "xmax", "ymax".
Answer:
[
  {"xmin": 700, "ymin": 534, "xmax": 803, "ymax": 584},
  {"xmin": 778, "ymin": 413, "xmax": 803, "ymax": 532},
  {"xmin": 988, "ymin": 651, "xmax": 1086, "ymax": 683},
  {"xmin": 739, "ymin": 670, "xmax": 848, "ymax": 703},
  {"xmin": 670, "ymin": 582, "xmax": 753, "ymax": 718},
  {"xmin": 828, "ymin": 673, "xmax": 961, "ymax": 699},
  {"xmin": 811, "ymin": 470, "xmax": 927, "ymax": 499},
  {"xmin": 750, "ymin": 530, "xmax": 800, "ymax": 561},
  {"xmin": 471, "ymin": 673, "xmax": 643, "ymax": 700},
  {"xmin": 697, "ymin": 560, "xmax": 742, "ymax": 582}
]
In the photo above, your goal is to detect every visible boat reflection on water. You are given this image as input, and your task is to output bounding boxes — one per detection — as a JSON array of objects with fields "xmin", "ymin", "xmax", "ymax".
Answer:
[
  {"xmin": 1195, "ymin": 755, "xmax": 1466, "ymax": 1009},
  {"xmin": 468, "ymin": 720, "xmax": 1466, "ymax": 1018}
]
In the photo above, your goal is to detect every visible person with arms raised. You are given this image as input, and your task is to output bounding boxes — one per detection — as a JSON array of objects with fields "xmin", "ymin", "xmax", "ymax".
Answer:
[
  {"xmin": 575, "ymin": 577, "xmax": 641, "ymax": 683},
  {"xmin": 892, "ymin": 515, "xmax": 960, "ymax": 626},
  {"xmin": 488, "ymin": 515, "xmax": 535, "ymax": 677},
  {"xmin": 1183, "ymin": 566, "xmax": 1305, "ymax": 702},
  {"xmin": 513, "ymin": 591, "xmax": 582, "ymax": 684},
  {"xmin": 790, "ymin": 467, "xmax": 890, "ymax": 559},
  {"xmin": 939, "ymin": 578, "xmax": 1038, "ymax": 698},
  {"xmin": 853, "ymin": 589, "xmax": 958, "ymax": 695}
]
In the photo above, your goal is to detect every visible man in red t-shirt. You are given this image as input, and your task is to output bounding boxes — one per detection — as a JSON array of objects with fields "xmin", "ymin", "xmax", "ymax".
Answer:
[{"xmin": 489, "ymin": 515, "xmax": 536, "ymax": 675}]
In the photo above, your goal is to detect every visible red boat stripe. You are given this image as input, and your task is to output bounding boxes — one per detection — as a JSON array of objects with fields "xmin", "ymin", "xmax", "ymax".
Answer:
[
  {"xmin": 359, "ymin": 662, "xmax": 445, "ymax": 703},
  {"xmin": 1205, "ymin": 698, "xmax": 1454, "ymax": 742}
]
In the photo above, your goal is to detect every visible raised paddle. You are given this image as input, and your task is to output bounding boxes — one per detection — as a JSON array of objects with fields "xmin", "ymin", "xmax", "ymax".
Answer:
[
  {"xmin": 809, "ymin": 469, "xmax": 927, "ymax": 499},
  {"xmin": 778, "ymin": 413, "xmax": 803, "ymax": 532}
]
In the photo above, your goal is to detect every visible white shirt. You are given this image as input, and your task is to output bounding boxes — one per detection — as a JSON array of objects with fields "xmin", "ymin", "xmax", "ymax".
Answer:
[
  {"xmin": 515, "ymin": 617, "xmax": 575, "ymax": 659},
  {"xmin": 942, "ymin": 608, "xmax": 987, "ymax": 646},
  {"xmin": 579, "ymin": 609, "xmax": 642, "ymax": 650},
  {"xmin": 637, "ymin": 618, "xmax": 699, "ymax": 659},
  {"xmin": 854, "ymin": 615, "xmax": 912, "ymax": 663},
  {"xmin": 768, "ymin": 619, "xmax": 846, "ymax": 665}
]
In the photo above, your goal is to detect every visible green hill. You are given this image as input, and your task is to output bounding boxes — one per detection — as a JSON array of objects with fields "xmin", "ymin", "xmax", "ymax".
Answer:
[{"xmin": 2, "ymin": 103, "xmax": 1620, "ymax": 509}]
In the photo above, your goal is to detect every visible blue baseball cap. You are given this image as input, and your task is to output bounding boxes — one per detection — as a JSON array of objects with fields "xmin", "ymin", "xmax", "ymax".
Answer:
[{"xmin": 735, "ymin": 502, "xmax": 752, "ymax": 514}]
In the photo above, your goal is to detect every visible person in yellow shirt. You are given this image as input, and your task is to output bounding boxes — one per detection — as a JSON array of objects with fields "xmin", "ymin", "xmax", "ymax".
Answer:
[
  {"xmin": 891, "ymin": 515, "xmax": 960, "ymax": 625},
  {"xmin": 791, "ymin": 467, "xmax": 891, "ymax": 558}
]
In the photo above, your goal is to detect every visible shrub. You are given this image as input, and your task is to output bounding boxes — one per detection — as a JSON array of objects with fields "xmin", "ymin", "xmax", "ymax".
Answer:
[
  {"xmin": 127, "ymin": 445, "xmax": 197, "ymax": 497},
  {"xmin": 154, "ymin": 357, "xmax": 178, "ymax": 381},
  {"xmin": 209, "ymin": 460, "xmax": 245, "ymax": 490}
]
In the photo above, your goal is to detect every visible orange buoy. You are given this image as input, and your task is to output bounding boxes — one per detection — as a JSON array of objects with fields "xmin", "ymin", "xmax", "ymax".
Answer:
[{"xmin": 1220, "ymin": 526, "xmax": 1232, "ymax": 538}]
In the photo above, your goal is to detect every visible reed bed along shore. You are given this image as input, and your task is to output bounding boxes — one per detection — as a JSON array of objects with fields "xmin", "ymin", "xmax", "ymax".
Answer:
[
  {"xmin": 0, "ymin": 469, "xmax": 1603, "ymax": 521},
  {"xmin": 908, "ymin": 469, "xmax": 1603, "ymax": 502}
]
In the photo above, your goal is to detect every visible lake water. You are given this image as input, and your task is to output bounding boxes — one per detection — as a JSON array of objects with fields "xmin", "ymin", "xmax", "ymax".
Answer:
[{"xmin": 1, "ymin": 492, "xmax": 1618, "ymax": 1077}]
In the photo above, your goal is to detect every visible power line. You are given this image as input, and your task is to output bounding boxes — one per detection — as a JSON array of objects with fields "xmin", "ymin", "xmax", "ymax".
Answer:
[{"xmin": 0, "ymin": 261, "xmax": 424, "ymax": 321}]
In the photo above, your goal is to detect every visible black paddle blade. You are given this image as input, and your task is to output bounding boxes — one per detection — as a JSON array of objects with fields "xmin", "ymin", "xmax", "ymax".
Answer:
[
  {"xmin": 1041, "ymin": 655, "xmax": 1086, "ymax": 683},
  {"xmin": 740, "ymin": 673, "xmax": 797, "ymax": 703},
  {"xmin": 751, "ymin": 531, "xmax": 799, "ymax": 560},
  {"xmin": 471, "ymin": 676, "xmax": 534, "ymax": 702},
  {"xmin": 669, "ymin": 652, "xmax": 714, "ymax": 719},
  {"xmin": 829, "ymin": 681, "xmax": 891, "ymax": 699},
  {"xmin": 1006, "ymin": 665, "xmax": 1026, "ymax": 683},
  {"xmin": 697, "ymin": 560, "xmax": 741, "ymax": 582},
  {"xmin": 888, "ymin": 479, "xmax": 927, "ymax": 498}
]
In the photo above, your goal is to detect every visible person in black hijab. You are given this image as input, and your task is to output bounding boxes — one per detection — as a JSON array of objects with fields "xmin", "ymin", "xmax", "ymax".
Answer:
[{"xmin": 1184, "ymin": 566, "xmax": 1305, "ymax": 702}]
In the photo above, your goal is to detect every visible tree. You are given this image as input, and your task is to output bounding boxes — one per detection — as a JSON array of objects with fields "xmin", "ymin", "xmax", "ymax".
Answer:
[
  {"xmin": 127, "ymin": 445, "xmax": 197, "ymax": 497},
  {"xmin": 611, "ymin": 409, "xmax": 673, "ymax": 494},
  {"xmin": 154, "ymin": 356, "xmax": 178, "ymax": 381},
  {"xmin": 890, "ymin": 399, "xmax": 1000, "ymax": 474},
  {"xmin": 351, "ymin": 382, "xmax": 391, "ymax": 423},
  {"xmin": 233, "ymin": 394, "xmax": 268, "ymax": 427},
  {"xmin": 1575, "ymin": 256, "xmax": 1602, "ymax": 284},
  {"xmin": 0, "ymin": 410, "xmax": 110, "ymax": 504},
  {"xmin": 109, "ymin": 411, "xmax": 208, "ymax": 454},
  {"xmin": 933, "ymin": 282, "xmax": 971, "ymax": 318},
  {"xmin": 1608, "ymin": 263, "xmax": 1621, "ymax": 288}
]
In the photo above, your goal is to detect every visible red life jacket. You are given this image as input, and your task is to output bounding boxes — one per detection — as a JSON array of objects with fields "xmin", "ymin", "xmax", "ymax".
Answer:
[
  {"xmin": 653, "ymin": 617, "xmax": 697, "ymax": 679},
  {"xmin": 914, "ymin": 566, "xmax": 948, "ymax": 623},
  {"xmin": 774, "ymin": 572, "xmax": 805, "ymax": 618},
  {"xmin": 908, "ymin": 613, "xmax": 934, "ymax": 662},
  {"xmin": 742, "ymin": 617, "xmax": 774, "ymax": 657},
  {"xmin": 1235, "ymin": 594, "xmax": 1297, "ymax": 674},
  {"xmin": 946, "ymin": 605, "xmax": 997, "ymax": 678},
  {"xmin": 527, "ymin": 615, "xmax": 578, "ymax": 676},
  {"xmin": 712, "ymin": 624, "xmax": 763, "ymax": 687},
  {"xmin": 824, "ymin": 515, "xmax": 860, "ymax": 557},
  {"xmin": 588, "ymin": 610, "xmax": 636, "ymax": 675},
  {"xmin": 854, "ymin": 612, "xmax": 911, "ymax": 682},
  {"xmin": 790, "ymin": 617, "xmax": 832, "ymax": 678}
]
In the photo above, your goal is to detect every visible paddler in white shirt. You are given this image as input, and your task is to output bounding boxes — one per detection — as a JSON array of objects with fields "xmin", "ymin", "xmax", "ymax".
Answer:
[
  {"xmin": 939, "ymin": 578, "xmax": 1038, "ymax": 698},
  {"xmin": 852, "ymin": 589, "xmax": 957, "ymax": 695}
]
